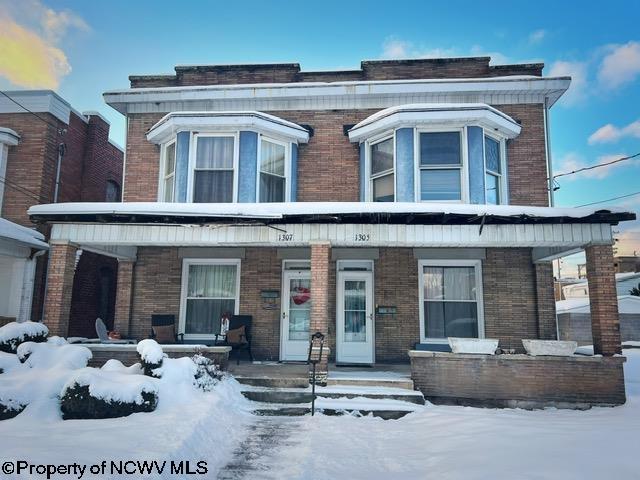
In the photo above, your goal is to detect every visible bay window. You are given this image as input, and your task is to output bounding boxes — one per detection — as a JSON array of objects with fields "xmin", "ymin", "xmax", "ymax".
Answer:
[
  {"xmin": 259, "ymin": 137, "xmax": 287, "ymax": 202},
  {"xmin": 419, "ymin": 260, "xmax": 483, "ymax": 342},
  {"xmin": 370, "ymin": 136, "xmax": 394, "ymax": 202},
  {"xmin": 162, "ymin": 141, "xmax": 176, "ymax": 202},
  {"xmin": 484, "ymin": 135, "xmax": 502, "ymax": 205},
  {"xmin": 419, "ymin": 131, "xmax": 463, "ymax": 202},
  {"xmin": 180, "ymin": 259, "xmax": 240, "ymax": 339},
  {"xmin": 193, "ymin": 135, "xmax": 235, "ymax": 203}
]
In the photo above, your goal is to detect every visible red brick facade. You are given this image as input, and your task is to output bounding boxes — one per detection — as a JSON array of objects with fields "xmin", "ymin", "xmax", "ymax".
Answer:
[
  {"xmin": 43, "ymin": 242, "xmax": 77, "ymax": 337},
  {"xmin": 1, "ymin": 107, "xmax": 123, "ymax": 325}
]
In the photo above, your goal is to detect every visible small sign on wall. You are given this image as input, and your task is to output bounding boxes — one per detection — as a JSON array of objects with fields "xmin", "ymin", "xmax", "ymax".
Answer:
[
  {"xmin": 376, "ymin": 306, "xmax": 397, "ymax": 315},
  {"xmin": 261, "ymin": 290, "xmax": 280, "ymax": 310}
]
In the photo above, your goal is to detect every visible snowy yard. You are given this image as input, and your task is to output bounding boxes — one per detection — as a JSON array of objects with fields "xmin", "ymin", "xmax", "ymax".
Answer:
[{"xmin": 1, "ymin": 346, "xmax": 638, "ymax": 479}]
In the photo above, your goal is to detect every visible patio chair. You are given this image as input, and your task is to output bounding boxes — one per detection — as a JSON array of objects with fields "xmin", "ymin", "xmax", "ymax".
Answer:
[
  {"xmin": 217, "ymin": 315, "xmax": 254, "ymax": 364},
  {"xmin": 149, "ymin": 314, "xmax": 184, "ymax": 344}
]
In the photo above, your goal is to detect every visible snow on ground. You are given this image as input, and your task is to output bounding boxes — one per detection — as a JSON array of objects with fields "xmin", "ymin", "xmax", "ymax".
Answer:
[{"xmin": 266, "ymin": 349, "xmax": 640, "ymax": 480}]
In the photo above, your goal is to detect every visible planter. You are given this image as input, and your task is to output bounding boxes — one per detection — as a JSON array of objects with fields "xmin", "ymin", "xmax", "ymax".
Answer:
[
  {"xmin": 522, "ymin": 339, "xmax": 577, "ymax": 357},
  {"xmin": 448, "ymin": 337, "xmax": 499, "ymax": 355}
]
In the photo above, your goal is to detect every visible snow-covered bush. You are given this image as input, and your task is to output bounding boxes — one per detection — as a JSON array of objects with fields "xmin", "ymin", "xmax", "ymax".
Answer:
[
  {"xmin": 101, "ymin": 359, "xmax": 144, "ymax": 375},
  {"xmin": 0, "ymin": 351, "xmax": 21, "ymax": 374},
  {"xmin": 192, "ymin": 354, "xmax": 224, "ymax": 392},
  {"xmin": 0, "ymin": 321, "xmax": 48, "ymax": 353},
  {"xmin": 0, "ymin": 339, "xmax": 92, "ymax": 420},
  {"xmin": 60, "ymin": 368, "xmax": 158, "ymax": 419},
  {"xmin": 136, "ymin": 339, "xmax": 165, "ymax": 376}
]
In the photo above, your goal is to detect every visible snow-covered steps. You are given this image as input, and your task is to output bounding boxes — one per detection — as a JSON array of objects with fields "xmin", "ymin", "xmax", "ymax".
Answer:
[
  {"xmin": 253, "ymin": 396, "xmax": 424, "ymax": 420},
  {"xmin": 234, "ymin": 376, "xmax": 309, "ymax": 389},
  {"xmin": 326, "ymin": 369, "xmax": 415, "ymax": 390},
  {"xmin": 242, "ymin": 385, "xmax": 425, "ymax": 405}
]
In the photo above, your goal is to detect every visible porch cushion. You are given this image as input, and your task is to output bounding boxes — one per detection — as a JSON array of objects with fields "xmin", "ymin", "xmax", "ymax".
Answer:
[
  {"xmin": 153, "ymin": 325, "xmax": 176, "ymax": 344},
  {"xmin": 226, "ymin": 326, "xmax": 247, "ymax": 345}
]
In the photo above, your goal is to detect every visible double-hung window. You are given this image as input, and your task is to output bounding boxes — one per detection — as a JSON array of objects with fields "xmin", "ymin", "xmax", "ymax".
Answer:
[
  {"xmin": 370, "ymin": 136, "xmax": 394, "ymax": 202},
  {"xmin": 419, "ymin": 260, "xmax": 483, "ymax": 341},
  {"xmin": 181, "ymin": 259, "xmax": 240, "ymax": 339},
  {"xmin": 484, "ymin": 135, "xmax": 502, "ymax": 205},
  {"xmin": 259, "ymin": 137, "xmax": 287, "ymax": 202},
  {"xmin": 419, "ymin": 131, "xmax": 463, "ymax": 202},
  {"xmin": 193, "ymin": 135, "xmax": 235, "ymax": 203},
  {"xmin": 162, "ymin": 141, "xmax": 176, "ymax": 202}
]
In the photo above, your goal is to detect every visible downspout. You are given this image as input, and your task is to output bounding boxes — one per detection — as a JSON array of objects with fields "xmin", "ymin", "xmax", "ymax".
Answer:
[{"xmin": 543, "ymin": 97, "xmax": 554, "ymax": 207}]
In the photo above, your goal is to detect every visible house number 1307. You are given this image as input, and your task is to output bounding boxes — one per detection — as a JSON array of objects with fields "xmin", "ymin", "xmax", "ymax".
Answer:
[
  {"xmin": 354, "ymin": 233, "xmax": 370, "ymax": 242},
  {"xmin": 278, "ymin": 233, "xmax": 294, "ymax": 241}
]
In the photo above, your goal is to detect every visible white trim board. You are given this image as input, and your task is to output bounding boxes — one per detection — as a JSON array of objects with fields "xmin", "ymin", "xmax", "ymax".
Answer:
[
  {"xmin": 49, "ymin": 222, "xmax": 613, "ymax": 249},
  {"xmin": 0, "ymin": 90, "xmax": 86, "ymax": 125},
  {"xmin": 104, "ymin": 77, "xmax": 571, "ymax": 114}
]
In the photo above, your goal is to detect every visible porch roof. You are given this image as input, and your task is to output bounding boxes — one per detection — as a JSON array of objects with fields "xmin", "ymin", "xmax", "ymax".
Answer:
[{"xmin": 28, "ymin": 201, "xmax": 634, "ymax": 226}]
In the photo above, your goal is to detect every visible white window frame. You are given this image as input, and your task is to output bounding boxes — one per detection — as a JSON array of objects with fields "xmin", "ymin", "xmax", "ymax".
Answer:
[
  {"xmin": 256, "ymin": 135, "xmax": 291, "ymax": 203},
  {"xmin": 417, "ymin": 259, "xmax": 484, "ymax": 344},
  {"xmin": 158, "ymin": 139, "xmax": 177, "ymax": 202},
  {"xmin": 188, "ymin": 132, "xmax": 240, "ymax": 203},
  {"xmin": 178, "ymin": 258, "xmax": 241, "ymax": 341},
  {"xmin": 367, "ymin": 132, "xmax": 396, "ymax": 202},
  {"xmin": 415, "ymin": 127, "xmax": 468, "ymax": 204},
  {"xmin": 483, "ymin": 131, "xmax": 507, "ymax": 205}
]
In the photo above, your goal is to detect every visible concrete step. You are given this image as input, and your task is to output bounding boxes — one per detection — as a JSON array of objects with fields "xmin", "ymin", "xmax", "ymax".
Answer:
[
  {"xmin": 235, "ymin": 376, "xmax": 309, "ymax": 389},
  {"xmin": 242, "ymin": 385, "xmax": 425, "ymax": 405},
  {"xmin": 326, "ymin": 377, "xmax": 415, "ymax": 390}
]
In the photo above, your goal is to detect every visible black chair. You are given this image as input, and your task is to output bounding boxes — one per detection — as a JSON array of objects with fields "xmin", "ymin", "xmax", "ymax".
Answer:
[
  {"xmin": 150, "ymin": 314, "xmax": 184, "ymax": 344},
  {"xmin": 218, "ymin": 315, "xmax": 254, "ymax": 364}
]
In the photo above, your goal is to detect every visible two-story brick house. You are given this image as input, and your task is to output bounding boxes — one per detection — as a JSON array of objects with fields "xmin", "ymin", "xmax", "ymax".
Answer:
[
  {"xmin": 0, "ymin": 91, "xmax": 123, "ymax": 336},
  {"xmin": 30, "ymin": 58, "xmax": 635, "ymax": 407}
]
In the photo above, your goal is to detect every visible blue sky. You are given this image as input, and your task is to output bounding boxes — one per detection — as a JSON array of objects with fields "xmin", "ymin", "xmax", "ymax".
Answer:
[{"xmin": 1, "ymin": 0, "xmax": 639, "ymax": 272}]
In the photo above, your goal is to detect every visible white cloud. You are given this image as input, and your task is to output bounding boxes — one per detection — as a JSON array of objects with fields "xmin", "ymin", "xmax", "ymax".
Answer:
[
  {"xmin": 528, "ymin": 29, "xmax": 547, "ymax": 44},
  {"xmin": 615, "ymin": 226, "xmax": 640, "ymax": 257},
  {"xmin": 555, "ymin": 152, "xmax": 636, "ymax": 180},
  {"xmin": 469, "ymin": 45, "xmax": 509, "ymax": 65},
  {"xmin": 0, "ymin": 0, "xmax": 88, "ymax": 89},
  {"xmin": 547, "ymin": 60, "xmax": 589, "ymax": 106},
  {"xmin": 380, "ymin": 37, "xmax": 457, "ymax": 60},
  {"xmin": 598, "ymin": 41, "xmax": 640, "ymax": 89},
  {"xmin": 588, "ymin": 120, "xmax": 640, "ymax": 144}
]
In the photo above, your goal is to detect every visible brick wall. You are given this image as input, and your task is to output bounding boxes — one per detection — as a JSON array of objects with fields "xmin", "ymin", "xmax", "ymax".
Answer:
[
  {"xmin": 410, "ymin": 352, "xmax": 626, "ymax": 408},
  {"xmin": 43, "ymin": 243, "xmax": 77, "ymax": 337},
  {"xmin": 124, "ymin": 105, "xmax": 548, "ymax": 206},
  {"xmin": 129, "ymin": 58, "xmax": 543, "ymax": 88},
  {"xmin": 535, "ymin": 262, "xmax": 557, "ymax": 339}
]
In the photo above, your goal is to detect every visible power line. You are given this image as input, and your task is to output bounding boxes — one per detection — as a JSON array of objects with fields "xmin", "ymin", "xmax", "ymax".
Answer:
[
  {"xmin": 553, "ymin": 152, "xmax": 640, "ymax": 180},
  {"xmin": 0, "ymin": 90, "xmax": 66, "ymax": 134},
  {"xmin": 576, "ymin": 190, "xmax": 640, "ymax": 207},
  {"xmin": 0, "ymin": 176, "xmax": 49, "ymax": 204}
]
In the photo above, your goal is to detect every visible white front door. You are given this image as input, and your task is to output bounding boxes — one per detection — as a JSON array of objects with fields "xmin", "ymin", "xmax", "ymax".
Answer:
[
  {"xmin": 336, "ymin": 270, "xmax": 374, "ymax": 364},
  {"xmin": 280, "ymin": 269, "xmax": 312, "ymax": 361}
]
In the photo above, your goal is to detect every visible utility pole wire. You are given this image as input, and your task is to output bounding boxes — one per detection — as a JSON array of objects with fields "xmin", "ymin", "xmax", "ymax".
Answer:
[
  {"xmin": 552, "ymin": 152, "xmax": 640, "ymax": 180},
  {"xmin": 576, "ymin": 190, "xmax": 640, "ymax": 207}
]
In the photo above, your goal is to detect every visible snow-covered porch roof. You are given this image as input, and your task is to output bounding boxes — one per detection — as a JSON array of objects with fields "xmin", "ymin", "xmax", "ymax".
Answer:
[{"xmin": 0, "ymin": 218, "xmax": 49, "ymax": 253}]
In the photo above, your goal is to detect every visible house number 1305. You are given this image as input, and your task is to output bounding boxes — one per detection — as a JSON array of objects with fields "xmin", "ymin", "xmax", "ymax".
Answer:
[{"xmin": 354, "ymin": 233, "xmax": 370, "ymax": 242}]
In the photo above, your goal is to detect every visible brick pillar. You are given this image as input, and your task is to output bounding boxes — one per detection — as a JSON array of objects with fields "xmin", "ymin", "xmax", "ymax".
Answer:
[
  {"xmin": 113, "ymin": 259, "xmax": 135, "ymax": 337},
  {"xmin": 535, "ymin": 262, "xmax": 557, "ymax": 340},
  {"xmin": 310, "ymin": 241, "xmax": 331, "ymax": 384},
  {"xmin": 43, "ymin": 242, "xmax": 78, "ymax": 337},
  {"xmin": 586, "ymin": 244, "xmax": 621, "ymax": 356}
]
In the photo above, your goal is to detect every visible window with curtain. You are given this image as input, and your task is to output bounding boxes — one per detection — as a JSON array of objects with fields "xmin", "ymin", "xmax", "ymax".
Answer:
[
  {"xmin": 484, "ymin": 135, "xmax": 502, "ymax": 205},
  {"xmin": 193, "ymin": 136, "xmax": 235, "ymax": 203},
  {"xmin": 162, "ymin": 142, "xmax": 176, "ymax": 202},
  {"xmin": 105, "ymin": 180, "xmax": 120, "ymax": 202},
  {"xmin": 419, "ymin": 132, "xmax": 462, "ymax": 201},
  {"xmin": 422, "ymin": 264, "xmax": 479, "ymax": 339},
  {"xmin": 259, "ymin": 138, "xmax": 286, "ymax": 202},
  {"xmin": 370, "ymin": 137, "xmax": 394, "ymax": 202},
  {"xmin": 184, "ymin": 263, "xmax": 238, "ymax": 336}
]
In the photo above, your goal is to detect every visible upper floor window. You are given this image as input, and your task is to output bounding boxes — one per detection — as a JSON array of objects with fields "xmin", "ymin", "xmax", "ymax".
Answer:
[
  {"xmin": 105, "ymin": 180, "xmax": 121, "ymax": 202},
  {"xmin": 193, "ymin": 134, "xmax": 236, "ymax": 203},
  {"xmin": 259, "ymin": 137, "xmax": 287, "ymax": 202},
  {"xmin": 162, "ymin": 141, "xmax": 176, "ymax": 202},
  {"xmin": 484, "ymin": 135, "xmax": 502, "ymax": 205},
  {"xmin": 419, "ymin": 131, "xmax": 463, "ymax": 202},
  {"xmin": 370, "ymin": 136, "xmax": 394, "ymax": 202}
]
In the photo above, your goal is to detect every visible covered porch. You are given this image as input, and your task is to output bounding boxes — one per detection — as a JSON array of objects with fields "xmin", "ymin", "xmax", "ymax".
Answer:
[{"xmin": 31, "ymin": 202, "xmax": 633, "ymax": 407}]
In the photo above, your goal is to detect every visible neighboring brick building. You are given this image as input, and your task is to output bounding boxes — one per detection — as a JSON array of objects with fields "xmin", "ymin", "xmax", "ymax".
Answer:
[
  {"xmin": 31, "ymin": 58, "xmax": 635, "ymax": 407},
  {"xmin": 0, "ymin": 91, "xmax": 123, "ymax": 334}
]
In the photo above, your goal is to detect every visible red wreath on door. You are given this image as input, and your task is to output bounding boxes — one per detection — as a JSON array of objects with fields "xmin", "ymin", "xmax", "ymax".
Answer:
[{"xmin": 291, "ymin": 286, "xmax": 311, "ymax": 305}]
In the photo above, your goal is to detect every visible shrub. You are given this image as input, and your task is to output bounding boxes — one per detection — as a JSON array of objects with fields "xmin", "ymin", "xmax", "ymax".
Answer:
[
  {"xmin": 136, "ymin": 339, "xmax": 164, "ymax": 377},
  {"xmin": 0, "ymin": 322, "xmax": 48, "ymax": 354},
  {"xmin": 60, "ymin": 384, "xmax": 157, "ymax": 420},
  {"xmin": 192, "ymin": 354, "xmax": 224, "ymax": 392},
  {"xmin": 0, "ymin": 401, "xmax": 26, "ymax": 421}
]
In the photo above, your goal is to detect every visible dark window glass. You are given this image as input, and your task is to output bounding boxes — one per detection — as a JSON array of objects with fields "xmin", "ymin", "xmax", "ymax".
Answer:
[{"xmin": 420, "ymin": 132, "xmax": 461, "ymax": 165}]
